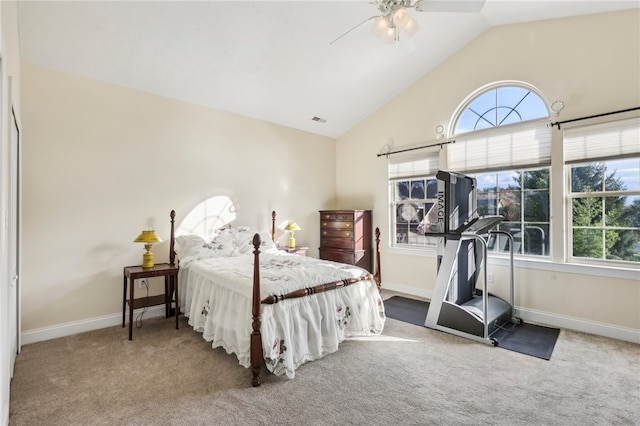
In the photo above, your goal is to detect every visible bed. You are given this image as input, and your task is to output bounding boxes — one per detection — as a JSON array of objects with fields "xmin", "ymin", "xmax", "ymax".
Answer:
[{"xmin": 169, "ymin": 210, "xmax": 385, "ymax": 386}]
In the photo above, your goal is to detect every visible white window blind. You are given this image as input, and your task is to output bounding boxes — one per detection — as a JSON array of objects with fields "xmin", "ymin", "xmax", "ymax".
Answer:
[
  {"xmin": 448, "ymin": 120, "xmax": 552, "ymax": 172},
  {"xmin": 388, "ymin": 148, "xmax": 439, "ymax": 179},
  {"xmin": 563, "ymin": 117, "xmax": 640, "ymax": 163}
]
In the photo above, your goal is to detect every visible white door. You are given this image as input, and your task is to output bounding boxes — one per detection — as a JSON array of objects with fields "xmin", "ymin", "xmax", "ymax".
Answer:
[{"xmin": 8, "ymin": 91, "xmax": 21, "ymax": 375}]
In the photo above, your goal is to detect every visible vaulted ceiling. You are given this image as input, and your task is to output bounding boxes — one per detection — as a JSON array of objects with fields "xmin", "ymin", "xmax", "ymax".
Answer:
[{"xmin": 17, "ymin": 1, "xmax": 639, "ymax": 138}]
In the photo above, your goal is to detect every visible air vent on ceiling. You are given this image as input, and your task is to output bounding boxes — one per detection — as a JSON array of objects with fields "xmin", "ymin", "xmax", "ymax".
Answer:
[{"xmin": 311, "ymin": 116, "xmax": 327, "ymax": 123}]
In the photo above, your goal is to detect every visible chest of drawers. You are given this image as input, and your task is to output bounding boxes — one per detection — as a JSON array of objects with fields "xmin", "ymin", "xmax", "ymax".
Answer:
[{"xmin": 319, "ymin": 210, "xmax": 372, "ymax": 272}]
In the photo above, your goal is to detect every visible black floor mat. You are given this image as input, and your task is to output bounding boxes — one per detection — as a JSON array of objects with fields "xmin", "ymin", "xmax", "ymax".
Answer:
[
  {"xmin": 384, "ymin": 296, "xmax": 560, "ymax": 360},
  {"xmin": 384, "ymin": 295, "xmax": 430, "ymax": 326},
  {"xmin": 491, "ymin": 322, "xmax": 560, "ymax": 360}
]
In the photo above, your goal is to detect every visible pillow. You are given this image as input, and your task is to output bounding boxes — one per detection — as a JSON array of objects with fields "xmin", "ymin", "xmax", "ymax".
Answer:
[
  {"xmin": 212, "ymin": 227, "xmax": 278, "ymax": 255},
  {"xmin": 235, "ymin": 230, "xmax": 278, "ymax": 255},
  {"xmin": 174, "ymin": 233, "xmax": 234, "ymax": 266},
  {"xmin": 174, "ymin": 234, "xmax": 207, "ymax": 258}
]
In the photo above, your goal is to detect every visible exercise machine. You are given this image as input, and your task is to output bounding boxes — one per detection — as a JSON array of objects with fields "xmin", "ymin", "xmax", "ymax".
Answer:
[{"xmin": 424, "ymin": 170, "xmax": 520, "ymax": 345}]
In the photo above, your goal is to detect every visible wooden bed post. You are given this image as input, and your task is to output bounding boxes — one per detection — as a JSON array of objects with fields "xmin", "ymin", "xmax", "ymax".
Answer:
[
  {"xmin": 169, "ymin": 210, "xmax": 176, "ymax": 267},
  {"xmin": 271, "ymin": 210, "xmax": 277, "ymax": 244},
  {"xmin": 374, "ymin": 227, "xmax": 381, "ymax": 292},
  {"xmin": 251, "ymin": 233, "xmax": 263, "ymax": 387}
]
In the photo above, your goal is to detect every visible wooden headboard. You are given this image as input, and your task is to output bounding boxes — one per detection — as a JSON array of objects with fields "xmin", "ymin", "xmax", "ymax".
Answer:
[{"xmin": 168, "ymin": 209, "xmax": 278, "ymax": 267}]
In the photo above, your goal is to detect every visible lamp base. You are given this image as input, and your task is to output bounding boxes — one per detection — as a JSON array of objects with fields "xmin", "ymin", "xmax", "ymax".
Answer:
[
  {"xmin": 142, "ymin": 244, "xmax": 155, "ymax": 268},
  {"xmin": 288, "ymin": 235, "xmax": 296, "ymax": 249}
]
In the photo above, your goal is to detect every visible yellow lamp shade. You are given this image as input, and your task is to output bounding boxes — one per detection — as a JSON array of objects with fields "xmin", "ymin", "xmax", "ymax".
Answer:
[
  {"xmin": 134, "ymin": 230, "xmax": 162, "ymax": 268},
  {"xmin": 284, "ymin": 222, "xmax": 301, "ymax": 249},
  {"xmin": 284, "ymin": 222, "xmax": 301, "ymax": 232}
]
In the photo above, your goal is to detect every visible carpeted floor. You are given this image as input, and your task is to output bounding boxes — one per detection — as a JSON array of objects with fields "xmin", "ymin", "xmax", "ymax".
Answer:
[{"xmin": 9, "ymin": 308, "xmax": 640, "ymax": 425}]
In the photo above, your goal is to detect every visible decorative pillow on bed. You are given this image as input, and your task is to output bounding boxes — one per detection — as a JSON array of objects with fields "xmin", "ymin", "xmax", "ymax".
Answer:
[
  {"xmin": 212, "ymin": 227, "xmax": 251, "ymax": 254},
  {"xmin": 212, "ymin": 227, "xmax": 278, "ymax": 255},
  {"xmin": 235, "ymin": 230, "xmax": 278, "ymax": 255},
  {"xmin": 174, "ymin": 234, "xmax": 233, "ymax": 266}
]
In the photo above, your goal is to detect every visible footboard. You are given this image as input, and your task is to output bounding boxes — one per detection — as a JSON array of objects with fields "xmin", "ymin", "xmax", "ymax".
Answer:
[{"xmin": 250, "ymin": 227, "xmax": 382, "ymax": 387}]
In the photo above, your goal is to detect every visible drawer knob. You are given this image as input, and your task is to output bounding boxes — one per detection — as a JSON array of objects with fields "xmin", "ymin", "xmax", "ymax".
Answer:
[
  {"xmin": 322, "ymin": 222, "xmax": 327, "ymax": 227},
  {"xmin": 345, "ymin": 232, "xmax": 351, "ymax": 237},
  {"xmin": 322, "ymin": 231, "xmax": 327, "ymax": 236},
  {"xmin": 346, "ymin": 223, "xmax": 351, "ymax": 228}
]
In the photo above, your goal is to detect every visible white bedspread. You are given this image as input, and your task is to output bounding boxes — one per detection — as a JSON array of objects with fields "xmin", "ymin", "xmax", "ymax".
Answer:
[{"xmin": 179, "ymin": 252, "xmax": 385, "ymax": 378}]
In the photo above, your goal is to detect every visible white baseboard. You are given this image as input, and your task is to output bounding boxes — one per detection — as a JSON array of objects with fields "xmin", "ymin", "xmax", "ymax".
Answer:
[
  {"xmin": 516, "ymin": 307, "xmax": 640, "ymax": 344},
  {"xmin": 382, "ymin": 281, "xmax": 432, "ymax": 300},
  {"xmin": 381, "ymin": 281, "xmax": 640, "ymax": 344},
  {"xmin": 21, "ymin": 306, "xmax": 167, "ymax": 346}
]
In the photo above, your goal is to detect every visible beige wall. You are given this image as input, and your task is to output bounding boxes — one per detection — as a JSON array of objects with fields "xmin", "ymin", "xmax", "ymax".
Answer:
[
  {"xmin": 336, "ymin": 10, "xmax": 640, "ymax": 335},
  {"xmin": 20, "ymin": 63, "xmax": 336, "ymax": 331}
]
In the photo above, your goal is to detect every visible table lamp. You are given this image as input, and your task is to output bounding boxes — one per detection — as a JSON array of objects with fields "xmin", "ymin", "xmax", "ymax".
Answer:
[
  {"xmin": 284, "ymin": 222, "xmax": 301, "ymax": 248},
  {"xmin": 134, "ymin": 230, "xmax": 162, "ymax": 268}
]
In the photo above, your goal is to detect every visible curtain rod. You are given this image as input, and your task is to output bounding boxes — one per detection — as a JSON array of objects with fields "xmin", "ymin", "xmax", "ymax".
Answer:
[
  {"xmin": 376, "ymin": 139, "xmax": 455, "ymax": 158},
  {"xmin": 549, "ymin": 106, "xmax": 640, "ymax": 130}
]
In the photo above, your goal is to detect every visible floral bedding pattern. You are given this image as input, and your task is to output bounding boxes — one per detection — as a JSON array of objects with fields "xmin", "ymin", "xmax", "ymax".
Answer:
[{"xmin": 178, "ymin": 250, "xmax": 386, "ymax": 378}]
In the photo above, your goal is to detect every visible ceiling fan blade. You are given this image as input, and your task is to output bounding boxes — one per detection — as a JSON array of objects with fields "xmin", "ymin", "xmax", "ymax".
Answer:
[
  {"xmin": 330, "ymin": 15, "xmax": 380, "ymax": 45},
  {"xmin": 414, "ymin": 0, "xmax": 486, "ymax": 13}
]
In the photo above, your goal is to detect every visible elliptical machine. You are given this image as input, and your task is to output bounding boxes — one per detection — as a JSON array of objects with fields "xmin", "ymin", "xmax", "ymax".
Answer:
[{"xmin": 423, "ymin": 170, "xmax": 520, "ymax": 345}]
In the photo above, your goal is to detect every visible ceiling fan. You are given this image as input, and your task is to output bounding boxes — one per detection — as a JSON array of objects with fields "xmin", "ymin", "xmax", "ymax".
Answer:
[{"xmin": 330, "ymin": 0, "xmax": 486, "ymax": 45}]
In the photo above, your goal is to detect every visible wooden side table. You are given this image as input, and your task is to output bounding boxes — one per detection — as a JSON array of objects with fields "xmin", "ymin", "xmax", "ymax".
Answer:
[
  {"xmin": 123, "ymin": 263, "xmax": 179, "ymax": 340},
  {"xmin": 280, "ymin": 246, "xmax": 308, "ymax": 256}
]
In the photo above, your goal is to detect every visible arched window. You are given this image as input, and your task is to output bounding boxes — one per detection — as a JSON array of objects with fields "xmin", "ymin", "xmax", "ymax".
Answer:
[
  {"xmin": 448, "ymin": 82, "xmax": 551, "ymax": 258},
  {"xmin": 453, "ymin": 83, "xmax": 549, "ymax": 135}
]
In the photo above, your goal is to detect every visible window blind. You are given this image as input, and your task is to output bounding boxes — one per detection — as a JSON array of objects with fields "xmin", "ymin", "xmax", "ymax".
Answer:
[
  {"xmin": 563, "ymin": 117, "xmax": 640, "ymax": 163},
  {"xmin": 388, "ymin": 148, "xmax": 439, "ymax": 179},
  {"xmin": 447, "ymin": 120, "xmax": 552, "ymax": 173}
]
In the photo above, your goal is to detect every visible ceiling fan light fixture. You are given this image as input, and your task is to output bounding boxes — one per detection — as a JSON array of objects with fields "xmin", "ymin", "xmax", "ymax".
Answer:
[
  {"xmin": 393, "ymin": 7, "xmax": 410, "ymax": 28},
  {"xmin": 371, "ymin": 16, "xmax": 390, "ymax": 37},
  {"xmin": 402, "ymin": 17, "xmax": 419, "ymax": 37},
  {"xmin": 382, "ymin": 26, "xmax": 398, "ymax": 44}
]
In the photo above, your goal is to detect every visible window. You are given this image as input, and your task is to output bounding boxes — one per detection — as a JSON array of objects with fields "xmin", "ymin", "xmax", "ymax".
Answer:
[
  {"xmin": 391, "ymin": 177, "xmax": 439, "ymax": 247},
  {"xmin": 564, "ymin": 118, "xmax": 640, "ymax": 265},
  {"xmin": 388, "ymin": 150, "xmax": 439, "ymax": 248},
  {"xmin": 448, "ymin": 82, "xmax": 551, "ymax": 259},
  {"xmin": 569, "ymin": 160, "xmax": 640, "ymax": 263},
  {"xmin": 454, "ymin": 85, "xmax": 548, "ymax": 134},
  {"xmin": 471, "ymin": 168, "xmax": 550, "ymax": 256}
]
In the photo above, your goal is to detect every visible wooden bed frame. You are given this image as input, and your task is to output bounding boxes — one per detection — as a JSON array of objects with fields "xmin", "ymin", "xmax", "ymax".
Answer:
[{"xmin": 168, "ymin": 210, "xmax": 382, "ymax": 387}]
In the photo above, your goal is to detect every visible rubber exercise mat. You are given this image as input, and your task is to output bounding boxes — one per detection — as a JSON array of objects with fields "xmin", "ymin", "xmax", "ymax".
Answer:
[
  {"xmin": 384, "ymin": 296, "xmax": 560, "ymax": 360},
  {"xmin": 491, "ymin": 322, "xmax": 560, "ymax": 360},
  {"xmin": 384, "ymin": 296, "xmax": 429, "ymax": 327}
]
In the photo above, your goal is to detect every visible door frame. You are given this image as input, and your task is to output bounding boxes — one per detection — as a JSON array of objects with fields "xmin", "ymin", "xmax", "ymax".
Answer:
[{"xmin": 8, "ymin": 75, "xmax": 21, "ymax": 375}]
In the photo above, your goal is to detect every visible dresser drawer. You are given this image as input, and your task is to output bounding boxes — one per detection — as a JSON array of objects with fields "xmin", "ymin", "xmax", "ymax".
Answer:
[
  {"xmin": 321, "ymin": 220, "xmax": 354, "ymax": 231},
  {"xmin": 319, "ymin": 248, "xmax": 355, "ymax": 264},
  {"xmin": 321, "ymin": 229, "xmax": 354, "ymax": 239},
  {"xmin": 320, "ymin": 212, "xmax": 354, "ymax": 221},
  {"xmin": 321, "ymin": 237, "xmax": 354, "ymax": 250}
]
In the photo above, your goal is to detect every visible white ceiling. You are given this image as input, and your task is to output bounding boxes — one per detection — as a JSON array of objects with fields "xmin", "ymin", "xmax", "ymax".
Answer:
[{"xmin": 17, "ymin": 1, "xmax": 640, "ymax": 138}]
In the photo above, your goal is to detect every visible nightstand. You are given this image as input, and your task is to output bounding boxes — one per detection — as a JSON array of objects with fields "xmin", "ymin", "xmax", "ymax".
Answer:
[
  {"xmin": 280, "ymin": 246, "xmax": 308, "ymax": 256},
  {"xmin": 122, "ymin": 263, "xmax": 179, "ymax": 340}
]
